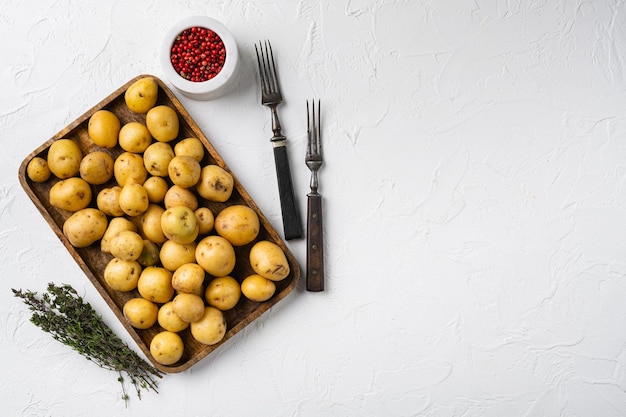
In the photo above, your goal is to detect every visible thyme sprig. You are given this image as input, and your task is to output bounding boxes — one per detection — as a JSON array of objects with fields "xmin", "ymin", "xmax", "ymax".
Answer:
[{"xmin": 12, "ymin": 283, "xmax": 163, "ymax": 405}]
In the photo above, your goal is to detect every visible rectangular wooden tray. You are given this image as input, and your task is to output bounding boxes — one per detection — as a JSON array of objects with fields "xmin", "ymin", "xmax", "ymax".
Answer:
[{"xmin": 17, "ymin": 74, "xmax": 300, "ymax": 373}]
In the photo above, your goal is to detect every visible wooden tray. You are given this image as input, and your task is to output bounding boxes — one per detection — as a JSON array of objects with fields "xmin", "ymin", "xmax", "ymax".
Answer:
[{"xmin": 17, "ymin": 74, "xmax": 300, "ymax": 373}]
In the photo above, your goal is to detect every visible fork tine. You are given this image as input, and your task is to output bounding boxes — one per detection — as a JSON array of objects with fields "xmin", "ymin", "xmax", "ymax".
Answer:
[
  {"xmin": 307, "ymin": 100, "xmax": 322, "ymax": 158},
  {"xmin": 266, "ymin": 40, "xmax": 281, "ymax": 96}
]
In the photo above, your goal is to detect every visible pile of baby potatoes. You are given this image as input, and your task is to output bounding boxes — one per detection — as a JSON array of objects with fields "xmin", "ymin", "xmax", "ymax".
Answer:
[{"xmin": 26, "ymin": 77, "xmax": 291, "ymax": 366}]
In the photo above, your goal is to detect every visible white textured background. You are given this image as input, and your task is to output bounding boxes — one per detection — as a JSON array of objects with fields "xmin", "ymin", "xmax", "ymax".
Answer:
[{"xmin": 2, "ymin": 0, "xmax": 626, "ymax": 415}]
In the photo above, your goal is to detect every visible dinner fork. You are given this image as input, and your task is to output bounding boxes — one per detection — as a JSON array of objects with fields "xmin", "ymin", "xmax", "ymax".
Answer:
[
  {"xmin": 255, "ymin": 40, "xmax": 302, "ymax": 240},
  {"xmin": 306, "ymin": 99, "xmax": 324, "ymax": 292}
]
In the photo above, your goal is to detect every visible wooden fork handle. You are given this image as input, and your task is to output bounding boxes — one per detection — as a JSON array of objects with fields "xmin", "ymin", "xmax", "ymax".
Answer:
[
  {"xmin": 273, "ymin": 142, "xmax": 303, "ymax": 240},
  {"xmin": 306, "ymin": 192, "xmax": 324, "ymax": 292}
]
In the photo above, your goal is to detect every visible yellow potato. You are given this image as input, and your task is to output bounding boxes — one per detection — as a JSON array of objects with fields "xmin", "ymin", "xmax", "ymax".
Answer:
[
  {"xmin": 159, "ymin": 240, "xmax": 197, "ymax": 272},
  {"xmin": 164, "ymin": 185, "xmax": 198, "ymax": 210},
  {"xmin": 161, "ymin": 205, "xmax": 199, "ymax": 244},
  {"xmin": 172, "ymin": 293, "xmax": 205, "ymax": 323},
  {"xmin": 150, "ymin": 331, "xmax": 184, "ymax": 365},
  {"xmin": 195, "ymin": 235, "xmax": 236, "ymax": 277},
  {"xmin": 143, "ymin": 176, "xmax": 169, "ymax": 203},
  {"xmin": 158, "ymin": 301, "xmax": 189, "ymax": 332},
  {"xmin": 205, "ymin": 276, "xmax": 241, "ymax": 311},
  {"xmin": 100, "ymin": 217, "xmax": 137, "ymax": 254},
  {"xmin": 195, "ymin": 207, "xmax": 214, "ymax": 235},
  {"xmin": 104, "ymin": 258, "xmax": 142, "ymax": 292},
  {"xmin": 118, "ymin": 122, "xmax": 152, "ymax": 153},
  {"xmin": 140, "ymin": 204, "xmax": 167, "ymax": 244},
  {"xmin": 96, "ymin": 186, "xmax": 124, "ymax": 217},
  {"xmin": 125, "ymin": 76, "xmax": 159, "ymax": 114},
  {"xmin": 241, "ymin": 274, "xmax": 276, "ymax": 302},
  {"xmin": 109, "ymin": 230, "xmax": 144, "ymax": 261},
  {"xmin": 47, "ymin": 139, "xmax": 83, "ymax": 179},
  {"xmin": 168, "ymin": 155, "xmax": 201, "ymax": 188},
  {"xmin": 88, "ymin": 110, "xmax": 120, "ymax": 148},
  {"xmin": 118, "ymin": 183, "xmax": 149, "ymax": 216},
  {"xmin": 196, "ymin": 164, "xmax": 233, "ymax": 202},
  {"xmin": 146, "ymin": 105, "xmax": 179, "ymax": 142},
  {"xmin": 249, "ymin": 240, "xmax": 290, "ymax": 281},
  {"xmin": 49, "ymin": 177, "xmax": 93, "ymax": 212},
  {"xmin": 174, "ymin": 137, "xmax": 204, "ymax": 162},
  {"xmin": 143, "ymin": 142, "xmax": 174, "ymax": 177},
  {"xmin": 62, "ymin": 208, "xmax": 108, "ymax": 248},
  {"xmin": 172, "ymin": 262, "xmax": 206, "ymax": 294},
  {"xmin": 190, "ymin": 306, "xmax": 227, "ymax": 345},
  {"xmin": 123, "ymin": 297, "xmax": 158, "ymax": 329},
  {"xmin": 27, "ymin": 157, "xmax": 51, "ymax": 183},
  {"xmin": 214, "ymin": 205, "xmax": 260, "ymax": 246},
  {"xmin": 137, "ymin": 266, "xmax": 174, "ymax": 303},
  {"xmin": 79, "ymin": 151, "xmax": 114, "ymax": 185},
  {"xmin": 114, "ymin": 152, "xmax": 148, "ymax": 186},
  {"xmin": 137, "ymin": 240, "xmax": 160, "ymax": 267}
]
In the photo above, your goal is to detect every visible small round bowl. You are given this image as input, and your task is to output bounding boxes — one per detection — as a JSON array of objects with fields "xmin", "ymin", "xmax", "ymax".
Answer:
[{"xmin": 161, "ymin": 16, "xmax": 239, "ymax": 101}]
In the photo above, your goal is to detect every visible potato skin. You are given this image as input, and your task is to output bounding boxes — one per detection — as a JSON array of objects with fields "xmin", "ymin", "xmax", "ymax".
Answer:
[
  {"xmin": 62, "ymin": 208, "xmax": 108, "ymax": 248},
  {"xmin": 96, "ymin": 186, "xmax": 124, "ymax": 217},
  {"xmin": 205, "ymin": 276, "xmax": 241, "ymax": 310},
  {"xmin": 196, "ymin": 165, "xmax": 233, "ymax": 202},
  {"xmin": 190, "ymin": 306, "xmax": 227, "ymax": 345},
  {"xmin": 49, "ymin": 177, "xmax": 93, "ymax": 212},
  {"xmin": 27, "ymin": 157, "xmax": 51, "ymax": 183},
  {"xmin": 158, "ymin": 301, "xmax": 189, "ymax": 332},
  {"xmin": 214, "ymin": 205, "xmax": 260, "ymax": 246},
  {"xmin": 241, "ymin": 274, "xmax": 276, "ymax": 302},
  {"xmin": 47, "ymin": 139, "xmax": 83, "ymax": 179},
  {"xmin": 79, "ymin": 151, "xmax": 114, "ymax": 185},
  {"xmin": 249, "ymin": 241, "xmax": 290, "ymax": 281},
  {"xmin": 150, "ymin": 330, "xmax": 184, "ymax": 365},
  {"xmin": 125, "ymin": 77, "xmax": 158, "ymax": 114},
  {"xmin": 195, "ymin": 236, "xmax": 236, "ymax": 277},
  {"xmin": 137, "ymin": 266, "xmax": 174, "ymax": 303},
  {"xmin": 104, "ymin": 258, "xmax": 142, "ymax": 292},
  {"xmin": 114, "ymin": 152, "xmax": 148, "ymax": 186},
  {"xmin": 88, "ymin": 110, "xmax": 120, "ymax": 149},
  {"xmin": 124, "ymin": 297, "xmax": 158, "ymax": 329}
]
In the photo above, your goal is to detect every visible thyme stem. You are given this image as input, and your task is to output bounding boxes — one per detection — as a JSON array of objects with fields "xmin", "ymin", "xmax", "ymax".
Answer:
[{"xmin": 12, "ymin": 283, "xmax": 163, "ymax": 406}]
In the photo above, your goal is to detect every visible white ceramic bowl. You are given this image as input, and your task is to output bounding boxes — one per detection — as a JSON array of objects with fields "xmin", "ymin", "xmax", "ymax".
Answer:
[{"xmin": 161, "ymin": 16, "xmax": 239, "ymax": 100}]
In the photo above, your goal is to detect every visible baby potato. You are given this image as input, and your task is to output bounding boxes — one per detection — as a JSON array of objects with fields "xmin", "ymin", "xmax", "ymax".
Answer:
[
  {"xmin": 174, "ymin": 137, "xmax": 204, "ymax": 162},
  {"xmin": 62, "ymin": 208, "xmax": 108, "ymax": 248},
  {"xmin": 190, "ymin": 306, "xmax": 227, "ymax": 345},
  {"xmin": 47, "ymin": 139, "xmax": 83, "ymax": 179},
  {"xmin": 104, "ymin": 258, "xmax": 142, "ymax": 292},
  {"xmin": 249, "ymin": 240, "xmax": 290, "ymax": 281},
  {"xmin": 140, "ymin": 204, "xmax": 167, "ymax": 244},
  {"xmin": 172, "ymin": 293, "xmax": 205, "ymax": 323},
  {"xmin": 205, "ymin": 276, "xmax": 241, "ymax": 311},
  {"xmin": 143, "ymin": 142, "xmax": 174, "ymax": 177},
  {"xmin": 119, "ymin": 183, "xmax": 149, "ymax": 217},
  {"xmin": 101, "ymin": 217, "xmax": 137, "ymax": 253},
  {"xmin": 159, "ymin": 240, "xmax": 197, "ymax": 272},
  {"xmin": 168, "ymin": 155, "xmax": 201, "ymax": 188},
  {"xmin": 96, "ymin": 186, "xmax": 124, "ymax": 217},
  {"xmin": 158, "ymin": 301, "xmax": 189, "ymax": 333},
  {"xmin": 125, "ymin": 76, "xmax": 158, "ymax": 114},
  {"xmin": 196, "ymin": 164, "xmax": 233, "ymax": 202},
  {"xmin": 49, "ymin": 177, "xmax": 93, "ymax": 212},
  {"xmin": 241, "ymin": 274, "xmax": 276, "ymax": 302},
  {"xmin": 79, "ymin": 151, "xmax": 114, "ymax": 185},
  {"xmin": 114, "ymin": 152, "xmax": 148, "ymax": 186},
  {"xmin": 172, "ymin": 263, "xmax": 206, "ymax": 294},
  {"xmin": 88, "ymin": 110, "xmax": 120, "ymax": 148},
  {"xmin": 150, "ymin": 331, "xmax": 184, "ymax": 366},
  {"xmin": 137, "ymin": 266, "xmax": 174, "ymax": 303},
  {"xmin": 195, "ymin": 235, "xmax": 236, "ymax": 277},
  {"xmin": 214, "ymin": 205, "xmax": 260, "ymax": 246},
  {"xmin": 195, "ymin": 207, "xmax": 214, "ymax": 235},
  {"xmin": 161, "ymin": 205, "xmax": 199, "ymax": 244},
  {"xmin": 137, "ymin": 240, "xmax": 160, "ymax": 267},
  {"xmin": 143, "ymin": 176, "xmax": 169, "ymax": 203},
  {"xmin": 146, "ymin": 105, "xmax": 179, "ymax": 143},
  {"xmin": 109, "ymin": 230, "xmax": 144, "ymax": 261},
  {"xmin": 27, "ymin": 157, "xmax": 51, "ymax": 182},
  {"xmin": 123, "ymin": 297, "xmax": 158, "ymax": 329},
  {"xmin": 118, "ymin": 122, "xmax": 152, "ymax": 153},
  {"xmin": 164, "ymin": 185, "xmax": 198, "ymax": 210}
]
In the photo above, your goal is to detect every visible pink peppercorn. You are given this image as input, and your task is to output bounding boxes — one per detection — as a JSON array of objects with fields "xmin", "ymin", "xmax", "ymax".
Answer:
[{"xmin": 170, "ymin": 26, "xmax": 227, "ymax": 82}]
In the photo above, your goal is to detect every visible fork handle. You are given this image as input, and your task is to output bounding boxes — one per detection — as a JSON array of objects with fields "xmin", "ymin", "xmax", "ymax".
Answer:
[
  {"xmin": 273, "ymin": 141, "xmax": 303, "ymax": 240},
  {"xmin": 306, "ymin": 192, "xmax": 324, "ymax": 292}
]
